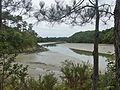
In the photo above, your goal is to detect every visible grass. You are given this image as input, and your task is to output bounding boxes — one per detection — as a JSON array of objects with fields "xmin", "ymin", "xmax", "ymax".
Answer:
[{"xmin": 70, "ymin": 48, "xmax": 113, "ymax": 58}]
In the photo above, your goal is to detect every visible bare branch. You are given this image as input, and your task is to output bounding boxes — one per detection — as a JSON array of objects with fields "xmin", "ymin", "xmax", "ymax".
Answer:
[{"xmin": 99, "ymin": 10, "xmax": 114, "ymax": 15}]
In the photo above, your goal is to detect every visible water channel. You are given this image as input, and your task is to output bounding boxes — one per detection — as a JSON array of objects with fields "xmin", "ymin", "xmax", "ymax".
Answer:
[{"xmin": 16, "ymin": 43, "xmax": 114, "ymax": 78}]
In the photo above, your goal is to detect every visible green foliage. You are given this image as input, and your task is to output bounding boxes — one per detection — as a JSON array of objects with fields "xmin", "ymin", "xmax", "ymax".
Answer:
[
  {"xmin": 0, "ymin": 27, "xmax": 38, "ymax": 53},
  {"xmin": 0, "ymin": 2, "xmax": 38, "ymax": 90},
  {"xmin": 54, "ymin": 84, "xmax": 69, "ymax": 90},
  {"xmin": 38, "ymin": 37, "xmax": 68, "ymax": 42},
  {"xmin": 21, "ymin": 31, "xmax": 37, "ymax": 48},
  {"xmin": 0, "ymin": 9, "xmax": 38, "ymax": 53},
  {"xmin": 99, "ymin": 28, "xmax": 114, "ymax": 44},
  {"xmin": 67, "ymin": 27, "xmax": 114, "ymax": 44},
  {"xmin": 61, "ymin": 60, "xmax": 92, "ymax": 90},
  {"xmin": 42, "ymin": 73, "xmax": 57, "ymax": 90},
  {"xmin": 0, "ymin": 23, "xmax": 38, "ymax": 90},
  {"xmin": 98, "ymin": 55, "xmax": 116, "ymax": 90},
  {"xmin": 6, "ymin": 64, "xmax": 28, "ymax": 90},
  {"xmin": 0, "ymin": 53, "xmax": 28, "ymax": 90},
  {"xmin": 20, "ymin": 73, "xmax": 57, "ymax": 90},
  {"xmin": 68, "ymin": 31, "xmax": 94, "ymax": 43}
]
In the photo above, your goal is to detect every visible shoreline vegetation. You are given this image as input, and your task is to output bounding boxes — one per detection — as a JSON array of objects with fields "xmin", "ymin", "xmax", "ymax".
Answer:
[
  {"xmin": 70, "ymin": 48, "xmax": 113, "ymax": 57},
  {"xmin": 21, "ymin": 44, "xmax": 48, "ymax": 54}
]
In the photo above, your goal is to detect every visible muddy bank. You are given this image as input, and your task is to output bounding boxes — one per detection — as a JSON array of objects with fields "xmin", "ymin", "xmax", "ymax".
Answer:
[
  {"xmin": 60, "ymin": 43, "xmax": 114, "ymax": 54},
  {"xmin": 70, "ymin": 48, "xmax": 112, "ymax": 57},
  {"xmin": 20, "ymin": 45, "xmax": 48, "ymax": 54},
  {"xmin": 17, "ymin": 61, "xmax": 61, "ymax": 79},
  {"xmin": 15, "ymin": 43, "xmax": 110, "ymax": 79}
]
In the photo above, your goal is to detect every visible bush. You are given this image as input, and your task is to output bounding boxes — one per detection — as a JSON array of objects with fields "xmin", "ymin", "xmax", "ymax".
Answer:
[
  {"xmin": 61, "ymin": 60, "xmax": 92, "ymax": 90},
  {"xmin": 25, "ymin": 73, "xmax": 57, "ymax": 90}
]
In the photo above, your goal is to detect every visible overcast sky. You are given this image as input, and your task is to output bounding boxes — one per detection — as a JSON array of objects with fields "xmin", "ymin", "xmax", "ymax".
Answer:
[{"xmin": 25, "ymin": 0, "xmax": 115, "ymax": 37}]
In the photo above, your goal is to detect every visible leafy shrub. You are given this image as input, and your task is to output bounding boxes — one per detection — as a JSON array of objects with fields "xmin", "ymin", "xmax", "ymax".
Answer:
[
  {"xmin": 99, "ymin": 55, "xmax": 116, "ymax": 90},
  {"xmin": 61, "ymin": 60, "xmax": 92, "ymax": 90},
  {"xmin": 25, "ymin": 73, "xmax": 57, "ymax": 90}
]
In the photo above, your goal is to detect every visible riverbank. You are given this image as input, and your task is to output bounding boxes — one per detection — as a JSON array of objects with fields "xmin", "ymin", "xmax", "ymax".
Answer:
[
  {"xmin": 15, "ymin": 43, "xmax": 112, "ymax": 79},
  {"xmin": 20, "ymin": 44, "xmax": 48, "ymax": 54},
  {"xmin": 60, "ymin": 43, "xmax": 114, "ymax": 54},
  {"xmin": 70, "ymin": 48, "xmax": 112, "ymax": 57}
]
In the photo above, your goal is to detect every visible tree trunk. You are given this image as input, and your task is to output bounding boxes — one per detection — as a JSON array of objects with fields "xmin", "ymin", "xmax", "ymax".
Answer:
[
  {"xmin": 0, "ymin": 0, "xmax": 2, "ymax": 29},
  {"xmin": 114, "ymin": 0, "xmax": 120, "ymax": 89},
  {"xmin": 0, "ymin": 0, "xmax": 2, "ymax": 89},
  {"xmin": 92, "ymin": 0, "xmax": 99, "ymax": 90}
]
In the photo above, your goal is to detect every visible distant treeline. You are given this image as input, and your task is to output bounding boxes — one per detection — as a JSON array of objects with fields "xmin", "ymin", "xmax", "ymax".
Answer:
[
  {"xmin": 38, "ymin": 37, "xmax": 68, "ymax": 42},
  {"xmin": 68, "ymin": 27, "xmax": 114, "ymax": 44},
  {"xmin": 38, "ymin": 27, "xmax": 114, "ymax": 44}
]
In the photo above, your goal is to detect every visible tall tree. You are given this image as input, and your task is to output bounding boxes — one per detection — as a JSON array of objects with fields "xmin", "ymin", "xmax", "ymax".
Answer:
[
  {"xmin": 114, "ymin": 0, "xmax": 120, "ymax": 89},
  {"xmin": 34, "ymin": 0, "xmax": 112, "ymax": 90},
  {"xmin": 0, "ymin": 0, "xmax": 32, "ymax": 90},
  {"xmin": 92, "ymin": 0, "xmax": 99, "ymax": 89},
  {"xmin": 0, "ymin": 0, "xmax": 2, "ymax": 29},
  {"xmin": 0, "ymin": 0, "xmax": 32, "ymax": 29}
]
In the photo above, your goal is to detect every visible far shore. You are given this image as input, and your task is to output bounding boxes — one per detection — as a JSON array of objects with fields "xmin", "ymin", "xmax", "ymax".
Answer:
[
  {"xmin": 38, "ymin": 42, "xmax": 114, "ymax": 54},
  {"xmin": 70, "ymin": 48, "xmax": 113, "ymax": 58},
  {"xmin": 60, "ymin": 43, "xmax": 114, "ymax": 54}
]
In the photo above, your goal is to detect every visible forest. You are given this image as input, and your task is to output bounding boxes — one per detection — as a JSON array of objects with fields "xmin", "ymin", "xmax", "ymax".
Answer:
[
  {"xmin": 39, "ymin": 27, "xmax": 114, "ymax": 44},
  {"xmin": 0, "ymin": 11, "xmax": 40, "ymax": 54},
  {"xmin": 1, "ymin": 26, "xmax": 37, "ymax": 50},
  {"xmin": 68, "ymin": 27, "xmax": 114, "ymax": 43}
]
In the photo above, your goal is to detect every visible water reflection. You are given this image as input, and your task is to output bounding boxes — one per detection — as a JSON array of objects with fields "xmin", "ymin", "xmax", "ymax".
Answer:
[
  {"xmin": 43, "ymin": 44, "xmax": 107, "ymax": 71},
  {"xmin": 16, "ymin": 43, "xmax": 108, "ymax": 73}
]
